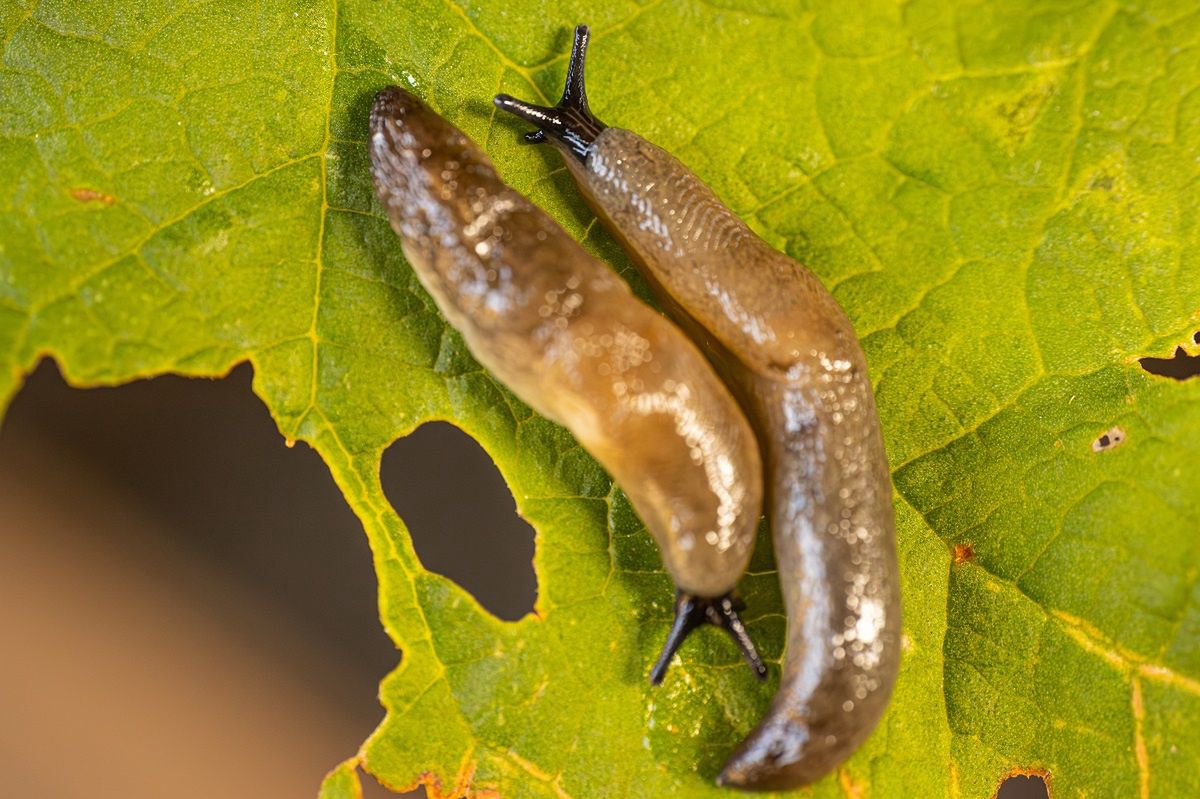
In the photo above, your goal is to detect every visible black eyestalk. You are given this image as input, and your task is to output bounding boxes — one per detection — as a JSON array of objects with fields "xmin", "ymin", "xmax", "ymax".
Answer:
[
  {"xmin": 493, "ymin": 24, "xmax": 606, "ymax": 162},
  {"xmin": 649, "ymin": 590, "xmax": 769, "ymax": 685}
]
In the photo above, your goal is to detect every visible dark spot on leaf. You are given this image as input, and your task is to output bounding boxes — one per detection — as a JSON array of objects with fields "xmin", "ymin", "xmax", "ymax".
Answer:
[
  {"xmin": 953, "ymin": 542, "xmax": 975, "ymax": 563},
  {"xmin": 381, "ymin": 421, "xmax": 536, "ymax": 620},
  {"xmin": 1194, "ymin": 330, "xmax": 1199, "ymax": 345},
  {"xmin": 1089, "ymin": 174, "xmax": 1114, "ymax": 191},
  {"xmin": 996, "ymin": 83, "xmax": 1052, "ymax": 145},
  {"xmin": 995, "ymin": 771, "xmax": 1050, "ymax": 799},
  {"xmin": 69, "ymin": 187, "xmax": 115, "ymax": 205},
  {"xmin": 1091, "ymin": 425, "xmax": 1126, "ymax": 453},
  {"xmin": 1138, "ymin": 345, "xmax": 1200, "ymax": 381}
]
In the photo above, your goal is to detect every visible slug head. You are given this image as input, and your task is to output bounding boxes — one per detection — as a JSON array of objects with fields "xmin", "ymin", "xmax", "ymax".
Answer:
[
  {"xmin": 369, "ymin": 86, "xmax": 500, "ymax": 240},
  {"xmin": 493, "ymin": 24, "xmax": 606, "ymax": 162},
  {"xmin": 650, "ymin": 591, "xmax": 768, "ymax": 685}
]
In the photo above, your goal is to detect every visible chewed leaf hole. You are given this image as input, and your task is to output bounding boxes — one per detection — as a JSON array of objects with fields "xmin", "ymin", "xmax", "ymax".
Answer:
[
  {"xmin": 381, "ymin": 422, "xmax": 536, "ymax": 620},
  {"xmin": 995, "ymin": 770, "xmax": 1051, "ymax": 799},
  {"xmin": 1138, "ymin": 341, "xmax": 1200, "ymax": 381},
  {"xmin": 1091, "ymin": 425, "xmax": 1126, "ymax": 453}
]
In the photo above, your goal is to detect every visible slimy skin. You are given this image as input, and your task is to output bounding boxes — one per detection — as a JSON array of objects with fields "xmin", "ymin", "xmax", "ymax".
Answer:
[
  {"xmin": 496, "ymin": 27, "xmax": 901, "ymax": 791},
  {"xmin": 368, "ymin": 87, "xmax": 768, "ymax": 684}
]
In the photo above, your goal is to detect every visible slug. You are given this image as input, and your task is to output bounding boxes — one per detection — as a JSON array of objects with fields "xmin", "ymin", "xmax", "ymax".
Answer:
[
  {"xmin": 495, "ymin": 26, "xmax": 901, "ymax": 791},
  {"xmin": 368, "ymin": 86, "xmax": 769, "ymax": 685}
]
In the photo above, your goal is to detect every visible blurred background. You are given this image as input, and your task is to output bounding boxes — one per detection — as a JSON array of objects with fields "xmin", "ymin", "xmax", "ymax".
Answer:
[
  {"xmin": 0, "ymin": 361, "xmax": 536, "ymax": 799},
  {"xmin": 0, "ymin": 362, "xmax": 1046, "ymax": 799}
]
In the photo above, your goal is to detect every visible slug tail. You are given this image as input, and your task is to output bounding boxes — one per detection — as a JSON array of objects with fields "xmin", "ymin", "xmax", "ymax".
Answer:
[
  {"xmin": 649, "ymin": 591, "xmax": 768, "ymax": 685},
  {"xmin": 493, "ymin": 24, "xmax": 606, "ymax": 161},
  {"xmin": 715, "ymin": 407, "xmax": 901, "ymax": 791}
]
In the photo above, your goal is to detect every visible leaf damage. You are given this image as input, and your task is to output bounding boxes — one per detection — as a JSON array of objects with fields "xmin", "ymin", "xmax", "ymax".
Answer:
[
  {"xmin": 68, "ymin": 188, "xmax": 117, "ymax": 205},
  {"xmin": 1090, "ymin": 425, "xmax": 1126, "ymax": 453},
  {"xmin": 993, "ymin": 768, "xmax": 1051, "ymax": 799},
  {"xmin": 1138, "ymin": 340, "xmax": 1200, "ymax": 381}
]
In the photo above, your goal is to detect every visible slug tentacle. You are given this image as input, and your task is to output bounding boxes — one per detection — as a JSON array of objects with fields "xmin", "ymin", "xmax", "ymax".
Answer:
[
  {"xmin": 493, "ymin": 24, "xmax": 605, "ymax": 161},
  {"xmin": 497, "ymin": 26, "xmax": 901, "ymax": 791},
  {"xmin": 650, "ymin": 591, "xmax": 769, "ymax": 686}
]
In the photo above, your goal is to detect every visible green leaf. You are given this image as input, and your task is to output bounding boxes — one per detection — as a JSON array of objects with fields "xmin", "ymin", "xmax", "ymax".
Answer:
[
  {"xmin": 2, "ymin": 1, "xmax": 1198, "ymax": 797},
  {"xmin": 319, "ymin": 760, "xmax": 363, "ymax": 799}
]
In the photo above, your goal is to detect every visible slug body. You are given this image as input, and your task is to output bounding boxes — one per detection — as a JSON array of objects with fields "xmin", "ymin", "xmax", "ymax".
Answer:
[
  {"xmin": 369, "ymin": 87, "xmax": 768, "ymax": 682},
  {"xmin": 496, "ymin": 28, "xmax": 900, "ymax": 790}
]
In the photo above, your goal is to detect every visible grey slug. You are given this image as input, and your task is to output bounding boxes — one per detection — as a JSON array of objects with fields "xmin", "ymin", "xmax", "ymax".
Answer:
[
  {"xmin": 495, "ymin": 26, "xmax": 901, "ymax": 791},
  {"xmin": 368, "ymin": 87, "xmax": 770, "ymax": 685}
]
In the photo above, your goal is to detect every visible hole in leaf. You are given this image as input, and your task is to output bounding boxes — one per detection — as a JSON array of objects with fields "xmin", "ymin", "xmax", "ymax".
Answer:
[
  {"xmin": 381, "ymin": 422, "xmax": 536, "ymax": 620},
  {"xmin": 995, "ymin": 771, "xmax": 1051, "ymax": 799},
  {"xmin": 1091, "ymin": 425, "xmax": 1126, "ymax": 453},
  {"xmin": 1138, "ymin": 345, "xmax": 1200, "ymax": 380}
]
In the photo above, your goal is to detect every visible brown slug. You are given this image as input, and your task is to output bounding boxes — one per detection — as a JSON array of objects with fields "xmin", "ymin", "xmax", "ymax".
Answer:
[
  {"xmin": 495, "ymin": 26, "xmax": 901, "ymax": 791},
  {"xmin": 368, "ymin": 86, "xmax": 769, "ymax": 685}
]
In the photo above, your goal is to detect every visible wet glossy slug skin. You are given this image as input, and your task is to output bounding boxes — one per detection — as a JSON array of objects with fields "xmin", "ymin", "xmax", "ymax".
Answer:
[
  {"xmin": 495, "ymin": 28, "xmax": 900, "ymax": 791},
  {"xmin": 367, "ymin": 87, "xmax": 768, "ymax": 680}
]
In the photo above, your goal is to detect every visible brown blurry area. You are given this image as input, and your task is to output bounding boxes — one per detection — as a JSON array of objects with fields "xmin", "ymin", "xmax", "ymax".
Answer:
[
  {"xmin": 0, "ymin": 361, "xmax": 416, "ymax": 798},
  {"xmin": 382, "ymin": 423, "xmax": 537, "ymax": 623}
]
